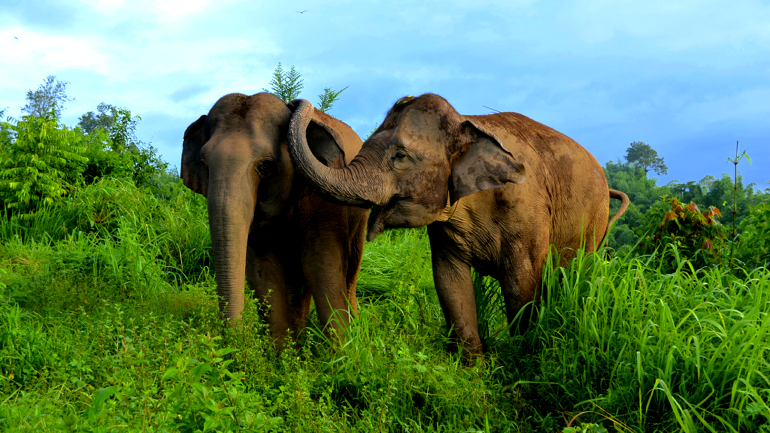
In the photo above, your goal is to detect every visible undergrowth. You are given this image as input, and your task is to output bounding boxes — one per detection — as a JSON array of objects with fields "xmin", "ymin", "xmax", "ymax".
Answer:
[{"xmin": 0, "ymin": 177, "xmax": 768, "ymax": 432}]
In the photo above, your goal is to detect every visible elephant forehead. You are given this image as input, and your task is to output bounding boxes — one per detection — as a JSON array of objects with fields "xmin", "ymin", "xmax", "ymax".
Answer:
[
  {"xmin": 201, "ymin": 132, "xmax": 264, "ymax": 162},
  {"xmin": 394, "ymin": 108, "xmax": 455, "ymax": 151},
  {"xmin": 400, "ymin": 107, "xmax": 446, "ymax": 133},
  {"xmin": 209, "ymin": 93, "xmax": 290, "ymax": 134}
]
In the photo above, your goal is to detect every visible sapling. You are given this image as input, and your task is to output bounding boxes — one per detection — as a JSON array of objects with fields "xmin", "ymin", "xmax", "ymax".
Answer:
[{"xmin": 726, "ymin": 140, "xmax": 751, "ymax": 268}]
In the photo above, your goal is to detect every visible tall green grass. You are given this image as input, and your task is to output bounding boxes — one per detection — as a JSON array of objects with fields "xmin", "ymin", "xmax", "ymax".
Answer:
[
  {"xmin": 493, "ymin": 247, "xmax": 770, "ymax": 432},
  {"xmin": 0, "ymin": 176, "xmax": 768, "ymax": 431},
  {"xmin": 356, "ymin": 227, "xmax": 433, "ymax": 299}
]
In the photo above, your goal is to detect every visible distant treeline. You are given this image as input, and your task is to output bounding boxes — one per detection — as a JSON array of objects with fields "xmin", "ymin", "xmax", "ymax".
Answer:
[{"xmin": 604, "ymin": 159, "xmax": 769, "ymax": 249}]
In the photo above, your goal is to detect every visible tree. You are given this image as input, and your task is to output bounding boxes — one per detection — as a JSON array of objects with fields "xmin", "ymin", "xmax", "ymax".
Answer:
[
  {"xmin": 0, "ymin": 109, "xmax": 10, "ymax": 149},
  {"xmin": 604, "ymin": 159, "xmax": 672, "ymax": 249},
  {"xmin": 77, "ymin": 101, "xmax": 169, "ymax": 189},
  {"xmin": 21, "ymin": 76, "xmax": 75, "ymax": 119},
  {"xmin": 109, "ymin": 108, "xmax": 141, "ymax": 152},
  {"xmin": 78, "ymin": 109, "xmax": 168, "ymax": 188},
  {"xmin": 263, "ymin": 63, "xmax": 347, "ymax": 112},
  {"xmin": 317, "ymin": 86, "xmax": 348, "ymax": 113},
  {"xmin": 0, "ymin": 110, "xmax": 88, "ymax": 214},
  {"xmin": 624, "ymin": 141, "xmax": 668, "ymax": 176},
  {"xmin": 78, "ymin": 102, "xmax": 117, "ymax": 134},
  {"xmin": 263, "ymin": 63, "xmax": 304, "ymax": 102}
]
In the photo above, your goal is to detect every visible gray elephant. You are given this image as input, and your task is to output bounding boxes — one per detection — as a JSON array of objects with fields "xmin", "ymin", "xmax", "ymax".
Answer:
[
  {"xmin": 181, "ymin": 92, "xmax": 368, "ymax": 344},
  {"xmin": 286, "ymin": 94, "xmax": 629, "ymax": 357}
]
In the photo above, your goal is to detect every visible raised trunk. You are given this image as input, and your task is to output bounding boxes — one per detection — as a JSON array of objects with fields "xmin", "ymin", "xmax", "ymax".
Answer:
[
  {"xmin": 287, "ymin": 99, "xmax": 387, "ymax": 207},
  {"xmin": 207, "ymin": 178, "xmax": 256, "ymax": 323}
]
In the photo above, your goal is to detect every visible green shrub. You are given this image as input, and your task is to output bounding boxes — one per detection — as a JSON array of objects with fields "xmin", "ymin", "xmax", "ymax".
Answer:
[
  {"xmin": 737, "ymin": 202, "xmax": 770, "ymax": 269},
  {"xmin": 636, "ymin": 195, "xmax": 727, "ymax": 272},
  {"xmin": 80, "ymin": 128, "xmax": 134, "ymax": 184},
  {"xmin": 80, "ymin": 108, "xmax": 168, "ymax": 190},
  {"xmin": 0, "ymin": 112, "xmax": 88, "ymax": 215}
]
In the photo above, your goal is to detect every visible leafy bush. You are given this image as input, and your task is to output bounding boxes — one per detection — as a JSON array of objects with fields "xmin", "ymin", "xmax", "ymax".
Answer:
[
  {"xmin": 737, "ymin": 202, "xmax": 770, "ymax": 269},
  {"xmin": 0, "ymin": 108, "xmax": 168, "ymax": 219},
  {"xmin": 80, "ymin": 128, "xmax": 135, "ymax": 184},
  {"xmin": 107, "ymin": 108, "xmax": 168, "ymax": 189},
  {"xmin": 80, "ymin": 109, "xmax": 168, "ymax": 190},
  {"xmin": 0, "ymin": 112, "xmax": 88, "ymax": 215},
  {"xmin": 161, "ymin": 335, "xmax": 284, "ymax": 432},
  {"xmin": 636, "ymin": 196, "xmax": 727, "ymax": 272}
]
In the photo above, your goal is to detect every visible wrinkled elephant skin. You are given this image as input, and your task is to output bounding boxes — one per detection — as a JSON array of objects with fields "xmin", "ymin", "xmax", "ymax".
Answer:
[
  {"xmin": 181, "ymin": 92, "xmax": 367, "ymax": 346},
  {"xmin": 287, "ymin": 94, "xmax": 629, "ymax": 357}
]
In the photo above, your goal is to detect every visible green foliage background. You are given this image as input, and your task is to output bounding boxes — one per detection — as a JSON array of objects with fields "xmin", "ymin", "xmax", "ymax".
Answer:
[
  {"xmin": 603, "ymin": 159, "xmax": 769, "ymax": 255},
  {"xmin": 0, "ymin": 106, "xmax": 168, "ymax": 217}
]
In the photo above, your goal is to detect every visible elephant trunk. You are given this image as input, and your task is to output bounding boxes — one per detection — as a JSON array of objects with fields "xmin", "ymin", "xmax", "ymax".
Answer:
[
  {"xmin": 207, "ymin": 177, "xmax": 256, "ymax": 323},
  {"xmin": 287, "ymin": 99, "xmax": 387, "ymax": 207}
]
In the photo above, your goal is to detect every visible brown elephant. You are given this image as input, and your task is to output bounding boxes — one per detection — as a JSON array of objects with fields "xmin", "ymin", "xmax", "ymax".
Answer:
[
  {"xmin": 181, "ymin": 92, "xmax": 368, "ymax": 345},
  {"xmin": 286, "ymin": 93, "xmax": 629, "ymax": 357}
]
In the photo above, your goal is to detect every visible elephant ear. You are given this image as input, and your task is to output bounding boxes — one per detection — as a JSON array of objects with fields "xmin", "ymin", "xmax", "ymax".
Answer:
[
  {"xmin": 181, "ymin": 115, "xmax": 210, "ymax": 197},
  {"xmin": 288, "ymin": 102, "xmax": 362, "ymax": 169},
  {"xmin": 449, "ymin": 119, "xmax": 526, "ymax": 204}
]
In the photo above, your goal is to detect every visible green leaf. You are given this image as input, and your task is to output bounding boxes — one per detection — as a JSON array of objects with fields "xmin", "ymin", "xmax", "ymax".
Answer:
[
  {"xmin": 215, "ymin": 347, "xmax": 239, "ymax": 357},
  {"xmin": 91, "ymin": 386, "xmax": 116, "ymax": 410},
  {"xmin": 162, "ymin": 367, "xmax": 180, "ymax": 381},
  {"xmin": 192, "ymin": 362, "xmax": 212, "ymax": 378}
]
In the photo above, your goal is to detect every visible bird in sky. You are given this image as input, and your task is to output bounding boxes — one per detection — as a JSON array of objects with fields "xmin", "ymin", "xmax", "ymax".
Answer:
[
  {"xmin": 296, "ymin": 10, "xmax": 307, "ymax": 14},
  {"xmin": 13, "ymin": 36, "xmax": 18, "ymax": 40}
]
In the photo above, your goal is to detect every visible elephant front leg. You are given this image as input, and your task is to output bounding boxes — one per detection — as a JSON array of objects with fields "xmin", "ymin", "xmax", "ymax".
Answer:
[
  {"xmin": 244, "ymin": 244, "xmax": 310, "ymax": 347},
  {"xmin": 430, "ymin": 246, "xmax": 483, "ymax": 359}
]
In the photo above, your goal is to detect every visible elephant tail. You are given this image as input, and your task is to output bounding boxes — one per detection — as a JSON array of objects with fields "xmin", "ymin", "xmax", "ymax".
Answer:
[
  {"xmin": 600, "ymin": 189, "xmax": 631, "ymax": 247},
  {"xmin": 598, "ymin": 189, "xmax": 630, "ymax": 248},
  {"xmin": 607, "ymin": 189, "xmax": 630, "ymax": 228}
]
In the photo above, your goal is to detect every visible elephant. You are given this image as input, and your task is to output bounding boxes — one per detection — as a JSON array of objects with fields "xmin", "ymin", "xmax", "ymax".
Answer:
[
  {"xmin": 181, "ymin": 92, "xmax": 368, "ymax": 345},
  {"xmin": 286, "ymin": 93, "xmax": 629, "ymax": 357}
]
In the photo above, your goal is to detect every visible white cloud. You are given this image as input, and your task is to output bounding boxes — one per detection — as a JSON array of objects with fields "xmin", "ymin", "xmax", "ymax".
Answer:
[{"xmin": 1, "ymin": 27, "xmax": 108, "ymax": 72}]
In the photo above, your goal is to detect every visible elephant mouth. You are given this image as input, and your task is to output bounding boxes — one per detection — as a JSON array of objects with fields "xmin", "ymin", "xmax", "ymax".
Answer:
[{"xmin": 366, "ymin": 202, "xmax": 397, "ymax": 242}]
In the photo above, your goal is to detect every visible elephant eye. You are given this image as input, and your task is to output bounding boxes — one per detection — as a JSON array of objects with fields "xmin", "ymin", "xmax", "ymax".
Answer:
[
  {"xmin": 257, "ymin": 159, "xmax": 277, "ymax": 175},
  {"xmin": 392, "ymin": 150, "xmax": 406, "ymax": 161}
]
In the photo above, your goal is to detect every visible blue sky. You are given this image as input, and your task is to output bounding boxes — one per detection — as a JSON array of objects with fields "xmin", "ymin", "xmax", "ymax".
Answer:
[{"xmin": 2, "ymin": 0, "xmax": 769, "ymax": 189}]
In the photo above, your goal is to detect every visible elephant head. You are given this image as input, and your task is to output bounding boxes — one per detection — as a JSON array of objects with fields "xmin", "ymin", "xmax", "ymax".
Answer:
[
  {"xmin": 181, "ymin": 92, "xmax": 356, "ymax": 323},
  {"xmin": 287, "ymin": 94, "xmax": 526, "ymax": 241}
]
